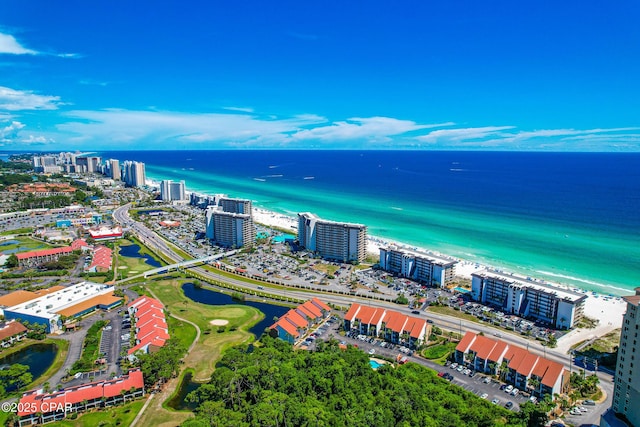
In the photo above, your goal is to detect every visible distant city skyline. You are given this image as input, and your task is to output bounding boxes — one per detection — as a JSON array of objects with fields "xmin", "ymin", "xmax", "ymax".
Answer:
[{"xmin": 1, "ymin": 1, "xmax": 639, "ymax": 151}]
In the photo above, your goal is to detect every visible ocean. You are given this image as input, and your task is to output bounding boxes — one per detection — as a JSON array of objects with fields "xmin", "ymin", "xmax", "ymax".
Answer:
[{"xmin": 100, "ymin": 150, "xmax": 640, "ymax": 296}]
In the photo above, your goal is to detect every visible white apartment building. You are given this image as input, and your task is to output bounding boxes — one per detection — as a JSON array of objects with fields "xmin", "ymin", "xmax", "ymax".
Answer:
[
  {"xmin": 298, "ymin": 212, "xmax": 367, "ymax": 263},
  {"xmin": 471, "ymin": 270, "xmax": 586, "ymax": 329},
  {"xmin": 219, "ymin": 197, "xmax": 252, "ymax": 215},
  {"xmin": 205, "ymin": 207, "xmax": 255, "ymax": 248},
  {"xmin": 108, "ymin": 159, "xmax": 121, "ymax": 181},
  {"xmin": 122, "ymin": 161, "xmax": 146, "ymax": 187},
  {"xmin": 612, "ymin": 287, "xmax": 640, "ymax": 426},
  {"xmin": 379, "ymin": 245, "xmax": 457, "ymax": 287},
  {"xmin": 160, "ymin": 180, "xmax": 186, "ymax": 201}
]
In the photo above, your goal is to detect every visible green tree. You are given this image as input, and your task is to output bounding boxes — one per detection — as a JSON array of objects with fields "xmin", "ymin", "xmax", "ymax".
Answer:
[{"xmin": 4, "ymin": 254, "xmax": 18, "ymax": 269}]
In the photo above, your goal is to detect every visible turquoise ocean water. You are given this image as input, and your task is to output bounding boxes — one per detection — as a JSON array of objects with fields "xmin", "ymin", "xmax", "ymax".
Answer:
[{"xmin": 103, "ymin": 151, "xmax": 640, "ymax": 296}]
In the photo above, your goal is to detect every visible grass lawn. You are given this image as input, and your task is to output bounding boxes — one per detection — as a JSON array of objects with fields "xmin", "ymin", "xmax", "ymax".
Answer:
[
  {"xmin": 133, "ymin": 277, "xmax": 264, "ymax": 427},
  {"xmin": 0, "ymin": 236, "xmax": 55, "ymax": 253},
  {"xmin": 45, "ymin": 399, "xmax": 146, "ymax": 427},
  {"xmin": 0, "ymin": 227, "xmax": 33, "ymax": 235},
  {"xmin": 422, "ymin": 341, "xmax": 457, "ymax": 360},
  {"xmin": 427, "ymin": 305, "xmax": 483, "ymax": 325},
  {"xmin": 117, "ymin": 239, "xmax": 162, "ymax": 275},
  {"xmin": 312, "ymin": 263, "xmax": 339, "ymax": 275}
]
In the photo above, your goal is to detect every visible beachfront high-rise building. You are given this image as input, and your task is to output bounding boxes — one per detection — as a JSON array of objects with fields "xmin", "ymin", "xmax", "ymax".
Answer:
[
  {"xmin": 219, "ymin": 197, "xmax": 252, "ymax": 215},
  {"xmin": 160, "ymin": 180, "xmax": 186, "ymax": 201},
  {"xmin": 471, "ymin": 270, "xmax": 587, "ymax": 329},
  {"xmin": 205, "ymin": 206, "xmax": 255, "ymax": 248},
  {"xmin": 379, "ymin": 245, "xmax": 458, "ymax": 288},
  {"xmin": 611, "ymin": 287, "xmax": 640, "ymax": 426},
  {"xmin": 32, "ymin": 155, "xmax": 61, "ymax": 173},
  {"xmin": 108, "ymin": 159, "xmax": 121, "ymax": 181},
  {"xmin": 76, "ymin": 156, "xmax": 101, "ymax": 173},
  {"xmin": 122, "ymin": 161, "xmax": 146, "ymax": 188},
  {"xmin": 297, "ymin": 212, "xmax": 367, "ymax": 263}
]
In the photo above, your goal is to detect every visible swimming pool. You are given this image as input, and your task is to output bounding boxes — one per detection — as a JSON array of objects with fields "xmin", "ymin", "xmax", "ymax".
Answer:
[
  {"xmin": 369, "ymin": 359, "xmax": 383, "ymax": 369},
  {"xmin": 454, "ymin": 287, "xmax": 470, "ymax": 293},
  {"xmin": 272, "ymin": 234, "xmax": 295, "ymax": 243}
]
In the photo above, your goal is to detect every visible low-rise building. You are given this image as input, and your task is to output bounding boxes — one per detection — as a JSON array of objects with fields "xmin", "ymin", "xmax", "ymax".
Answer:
[
  {"xmin": 17, "ymin": 369, "xmax": 144, "ymax": 426},
  {"xmin": 0, "ymin": 320, "xmax": 28, "ymax": 348},
  {"xmin": 343, "ymin": 303, "xmax": 430, "ymax": 349},
  {"xmin": 270, "ymin": 298, "xmax": 331, "ymax": 344},
  {"xmin": 1, "ymin": 282, "xmax": 122, "ymax": 332},
  {"xmin": 88, "ymin": 225, "xmax": 123, "ymax": 241},
  {"xmin": 455, "ymin": 331, "xmax": 568, "ymax": 398},
  {"xmin": 127, "ymin": 296, "xmax": 169, "ymax": 360}
]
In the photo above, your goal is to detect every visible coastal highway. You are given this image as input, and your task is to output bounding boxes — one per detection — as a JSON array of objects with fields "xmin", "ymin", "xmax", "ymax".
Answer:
[{"xmin": 113, "ymin": 203, "xmax": 613, "ymax": 385}]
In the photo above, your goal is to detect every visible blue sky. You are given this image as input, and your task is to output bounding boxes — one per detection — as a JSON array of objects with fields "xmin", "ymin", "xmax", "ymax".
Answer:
[{"xmin": 1, "ymin": 1, "xmax": 639, "ymax": 151}]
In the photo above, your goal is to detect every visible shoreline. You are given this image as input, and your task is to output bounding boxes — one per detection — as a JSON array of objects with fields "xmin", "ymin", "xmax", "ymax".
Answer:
[
  {"xmin": 251, "ymin": 206, "xmax": 626, "ymax": 337},
  {"xmin": 145, "ymin": 179, "xmax": 627, "ymax": 337}
]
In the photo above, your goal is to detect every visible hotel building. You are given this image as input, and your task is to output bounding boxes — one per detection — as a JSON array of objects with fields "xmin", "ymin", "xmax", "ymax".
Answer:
[
  {"xmin": 160, "ymin": 180, "xmax": 187, "ymax": 201},
  {"xmin": 611, "ymin": 287, "xmax": 640, "ymax": 426},
  {"xmin": 379, "ymin": 245, "xmax": 458, "ymax": 288},
  {"xmin": 455, "ymin": 331, "xmax": 568, "ymax": 399},
  {"xmin": 298, "ymin": 212, "xmax": 367, "ymax": 263},
  {"xmin": 343, "ymin": 303, "xmax": 430, "ymax": 349},
  {"xmin": 471, "ymin": 270, "xmax": 586, "ymax": 329},
  {"xmin": 122, "ymin": 160, "xmax": 146, "ymax": 187},
  {"xmin": 204, "ymin": 197, "xmax": 255, "ymax": 248},
  {"xmin": 108, "ymin": 159, "xmax": 121, "ymax": 181}
]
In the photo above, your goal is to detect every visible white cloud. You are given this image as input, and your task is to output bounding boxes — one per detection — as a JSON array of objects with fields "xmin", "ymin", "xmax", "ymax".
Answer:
[
  {"xmin": 222, "ymin": 106, "xmax": 254, "ymax": 113},
  {"xmin": 0, "ymin": 86, "xmax": 62, "ymax": 111},
  {"xmin": 0, "ymin": 33, "xmax": 37, "ymax": 55},
  {"xmin": 416, "ymin": 126, "xmax": 515, "ymax": 144},
  {"xmin": 291, "ymin": 117, "xmax": 453, "ymax": 143},
  {"xmin": 21, "ymin": 134, "xmax": 52, "ymax": 144},
  {"xmin": 0, "ymin": 120, "xmax": 25, "ymax": 142},
  {"xmin": 56, "ymin": 109, "xmax": 328, "ymax": 148}
]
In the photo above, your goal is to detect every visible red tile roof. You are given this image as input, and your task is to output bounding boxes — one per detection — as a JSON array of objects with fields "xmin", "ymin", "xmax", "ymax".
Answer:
[
  {"xmin": 71, "ymin": 239, "xmax": 90, "ymax": 250},
  {"xmin": 344, "ymin": 304, "xmax": 361, "ymax": 322},
  {"xmin": 455, "ymin": 331, "xmax": 476, "ymax": 353},
  {"xmin": 16, "ymin": 246, "xmax": 73, "ymax": 260},
  {"xmin": 18, "ymin": 370, "xmax": 144, "ymax": 416},
  {"xmin": 383, "ymin": 311, "xmax": 407, "ymax": 333},
  {"xmin": 283, "ymin": 309, "xmax": 308, "ymax": 329},
  {"xmin": 0, "ymin": 321, "xmax": 27, "ymax": 341},
  {"xmin": 88, "ymin": 246, "xmax": 112, "ymax": 271},
  {"xmin": 300, "ymin": 300, "xmax": 322, "ymax": 318},
  {"xmin": 274, "ymin": 318, "xmax": 299, "ymax": 338},
  {"xmin": 311, "ymin": 298, "xmax": 331, "ymax": 312}
]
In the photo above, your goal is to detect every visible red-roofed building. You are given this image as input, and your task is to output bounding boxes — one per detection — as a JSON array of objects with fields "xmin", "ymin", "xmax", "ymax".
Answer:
[
  {"xmin": 16, "ymin": 246, "xmax": 73, "ymax": 267},
  {"xmin": 0, "ymin": 320, "xmax": 27, "ymax": 348},
  {"xmin": 343, "ymin": 304, "xmax": 430, "ymax": 349},
  {"xmin": 270, "ymin": 299, "xmax": 331, "ymax": 344},
  {"xmin": 127, "ymin": 297, "xmax": 168, "ymax": 360},
  {"xmin": 16, "ymin": 369, "xmax": 144, "ymax": 426},
  {"xmin": 88, "ymin": 225, "xmax": 123, "ymax": 241},
  {"xmin": 70, "ymin": 239, "xmax": 90, "ymax": 251},
  {"xmin": 454, "ymin": 331, "xmax": 568, "ymax": 398},
  {"xmin": 85, "ymin": 245, "xmax": 112, "ymax": 273}
]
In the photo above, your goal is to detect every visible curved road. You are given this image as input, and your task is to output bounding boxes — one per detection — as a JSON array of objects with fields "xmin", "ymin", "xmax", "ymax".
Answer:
[{"xmin": 113, "ymin": 203, "xmax": 614, "ymax": 386}]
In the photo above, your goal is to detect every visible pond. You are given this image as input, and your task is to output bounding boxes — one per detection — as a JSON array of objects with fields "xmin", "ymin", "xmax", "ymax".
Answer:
[
  {"xmin": 166, "ymin": 370, "xmax": 200, "ymax": 411},
  {"xmin": 181, "ymin": 283, "xmax": 288, "ymax": 337},
  {"xmin": 0, "ymin": 343, "xmax": 57, "ymax": 391},
  {"xmin": 119, "ymin": 243, "xmax": 162, "ymax": 268},
  {"xmin": 173, "ymin": 284, "xmax": 289, "ymax": 411}
]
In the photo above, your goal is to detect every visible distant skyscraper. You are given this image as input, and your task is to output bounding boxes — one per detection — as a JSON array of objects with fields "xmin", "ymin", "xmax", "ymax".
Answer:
[
  {"xmin": 32, "ymin": 155, "xmax": 60, "ymax": 173},
  {"xmin": 612, "ymin": 287, "xmax": 640, "ymax": 426},
  {"xmin": 160, "ymin": 180, "xmax": 186, "ymax": 201},
  {"xmin": 109, "ymin": 159, "xmax": 121, "ymax": 181},
  {"xmin": 297, "ymin": 212, "xmax": 367, "ymax": 263},
  {"xmin": 122, "ymin": 161, "xmax": 146, "ymax": 187},
  {"xmin": 76, "ymin": 156, "xmax": 101, "ymax": 173}
]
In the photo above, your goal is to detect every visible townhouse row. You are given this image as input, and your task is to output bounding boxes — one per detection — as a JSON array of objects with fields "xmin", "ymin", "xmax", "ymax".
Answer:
[
  {"xmin": 455, "ymin": 331, "xmax": 568, "ymax": 399},
  {"xmin": 127, "ymin": 296, "xmax": 169, "ymax": 360},
  {"xmin": 269, "ymin": 298, "xmax": 332, "ymax": 344},
  {"xmin": 343, "ymin": 303, "xmax": 431, "ymax": 349}
]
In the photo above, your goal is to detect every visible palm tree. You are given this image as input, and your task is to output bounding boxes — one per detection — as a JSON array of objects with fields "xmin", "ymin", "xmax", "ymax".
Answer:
[{"xmin": 528, "ymin": 376, "xmax": 541, "ymax": 397}]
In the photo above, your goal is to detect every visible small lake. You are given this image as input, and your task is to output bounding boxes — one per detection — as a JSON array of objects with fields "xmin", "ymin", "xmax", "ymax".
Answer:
[
  {"xmin": 166, "ymin": 371, "xmax": 200, "ymax": 411},
  {"xmin": 182, "ymin": 283, "xmax": 288, "ymax": 337},
  {"xmin": 119, "ymin": 243, "xmax": 162, "ymax": 268},
  {"xmin": 0, "ymin": 343, "xmax": 57, "ymax": 391},
  {"xmin": 174, "ymin": 284, "xmax": 289, "ymax": 410}
]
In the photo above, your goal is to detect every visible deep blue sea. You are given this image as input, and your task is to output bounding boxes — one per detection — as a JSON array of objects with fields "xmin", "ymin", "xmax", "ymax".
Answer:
[{"xmin": 101, "ymin": 150, "xmax": 640, "ymax": 296}]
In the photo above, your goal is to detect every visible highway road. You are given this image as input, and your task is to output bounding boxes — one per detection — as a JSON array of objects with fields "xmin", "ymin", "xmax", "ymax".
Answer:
[{"xmin": 113, "ymin": 203, "xmax": 614, "ymax": 390}]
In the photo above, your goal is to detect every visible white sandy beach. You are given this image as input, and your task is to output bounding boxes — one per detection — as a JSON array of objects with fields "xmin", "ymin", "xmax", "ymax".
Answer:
[{"xmin": 253, "ymin": 206, "xmax": 626, "ymax": 345}]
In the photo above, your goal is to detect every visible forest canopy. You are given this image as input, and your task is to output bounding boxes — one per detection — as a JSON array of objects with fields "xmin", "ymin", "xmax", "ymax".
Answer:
[{"xmin": 184, "ymin": 337, "xmax": 528, "ymax": 427}]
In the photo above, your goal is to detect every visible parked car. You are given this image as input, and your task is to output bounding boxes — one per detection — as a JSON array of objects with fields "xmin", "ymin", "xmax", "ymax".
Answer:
[
  {"xmin": 480, "ymin": 393, "xmax": 488, "ymax": 399},
  {"xmin": 510, "ymin": 388, "xmax": 519, "ymax": 397},
  {"xmin": 483, "ymin": 377, "xmax": 492, "ymax": 384},
  {"xmin": 505, "ymin": 385, "xmax": 514, "ymax": 393},
  {"xmin": 582, "ymin": 399, "xmax": 596, "ymax": 406},
  {"xmin": 505, "ymin": 402, "xmax": 514, "ymax": 409},
  {"xmin": 491, "ymin": 398, "xmax": 500, "ymax": 405}
]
